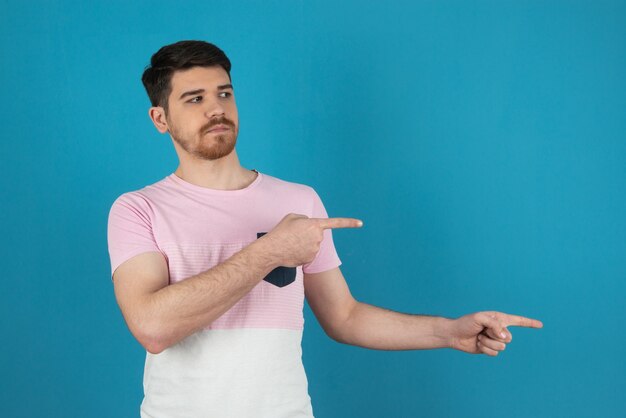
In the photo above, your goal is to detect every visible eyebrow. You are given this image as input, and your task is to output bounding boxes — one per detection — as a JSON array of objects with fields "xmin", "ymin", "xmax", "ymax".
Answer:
[{"xmin": 178, "ymin": 84, "xmax": 234, "ymax": 100}]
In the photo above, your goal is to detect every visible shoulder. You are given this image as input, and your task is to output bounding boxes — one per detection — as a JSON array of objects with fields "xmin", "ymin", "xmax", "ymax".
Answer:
[
  {"xmin": 108, "ymin": 175, "xmax": 170, "ymax": 216},
  {"xmin": 257, "ymin": 172, "xmax": 329, "ymax": 216},
  {"xmin": 258, "ymin": 172, "xmax": 318, "ymax": 198}
]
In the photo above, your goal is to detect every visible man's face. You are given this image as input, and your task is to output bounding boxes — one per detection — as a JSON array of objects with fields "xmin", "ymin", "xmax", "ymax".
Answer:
[{"xmin": 164, "ymin": 66, "xmax": 238, "ymax": 160}]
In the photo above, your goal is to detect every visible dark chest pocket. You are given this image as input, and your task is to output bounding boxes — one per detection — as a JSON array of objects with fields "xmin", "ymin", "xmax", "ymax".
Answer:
[{"xmin": 263, "ymin": 265, "xmax": 297, "ymax": 287}]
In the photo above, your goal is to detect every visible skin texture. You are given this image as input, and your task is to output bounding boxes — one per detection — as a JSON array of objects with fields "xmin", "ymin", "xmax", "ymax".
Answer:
[{"xmin": 113, "ymin": 64, "xmax": 543, "ymax": 355}]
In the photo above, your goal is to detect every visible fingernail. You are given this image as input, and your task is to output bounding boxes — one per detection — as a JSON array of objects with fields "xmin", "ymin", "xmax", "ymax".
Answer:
[{"xmin": 500, "ymin": 332, "xmax": 506, "ymax": 339}]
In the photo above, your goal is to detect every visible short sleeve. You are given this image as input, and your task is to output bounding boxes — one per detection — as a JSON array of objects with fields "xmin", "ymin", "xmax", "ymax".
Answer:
[
  {"xmin": 302, "ymin": 189, "xmax": 342, "ymax": 274},
  {"xmin": 107, "ymin": 193, "xmax": 161, "ymax": 279}
]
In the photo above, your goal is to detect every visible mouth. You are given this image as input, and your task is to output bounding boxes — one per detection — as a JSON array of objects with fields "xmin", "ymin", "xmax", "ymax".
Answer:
[{"xmin": 206, "ymin": 124, "xmax": 230, "ymax": 133}]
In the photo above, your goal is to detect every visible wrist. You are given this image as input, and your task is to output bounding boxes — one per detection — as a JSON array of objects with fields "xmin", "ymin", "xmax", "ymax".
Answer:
[
  {"xmin": 433, "ymin": 317, "xmax": 456, "ymax": 349},
  {"xmin": 247, "ymin": 235, "xmax": 282, "ymax": 272}
]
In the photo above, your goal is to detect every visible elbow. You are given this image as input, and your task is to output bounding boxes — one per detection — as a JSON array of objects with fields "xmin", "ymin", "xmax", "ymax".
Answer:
[
  {"xmin": 327, "ymin": 329, "xmax": 349, "ymax": 345},
  {"xmin": 326, "ymin": 300, "xmax": 359, "ymax": 345},
  {"xmin": 327, "ymin": 323, "xmax": 355, "ymax": 345},
  {"xmin": 142, "ymin": 338, "xmax": 167, "ymax": 355},
  {"xmin": 323, "ymin": 321, "xmax": 347, "ymax": 343},
  {"xmin": 131, "ymin": 320, "xmax": 171, "ymax": 355}
]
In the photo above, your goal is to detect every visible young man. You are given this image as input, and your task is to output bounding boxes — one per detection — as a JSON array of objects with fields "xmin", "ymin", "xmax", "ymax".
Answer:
[{"xmin": 107, "ymin": 40, "xmax": 543, "ymax": 417}]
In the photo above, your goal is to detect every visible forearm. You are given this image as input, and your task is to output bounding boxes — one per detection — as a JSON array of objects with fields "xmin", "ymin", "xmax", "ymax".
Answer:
[
  {"xmin": 334, "ymin": 302, "xmax": 454, "ymax": 350},
  {"xmin": 141, "ymin": 238, "xmax": 277, "ymax": 352}
]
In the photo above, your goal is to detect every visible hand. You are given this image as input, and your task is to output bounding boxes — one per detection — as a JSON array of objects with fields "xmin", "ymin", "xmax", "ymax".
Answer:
[
  {"xmin": 448, "ymin": 311, "xmax": 543, "ymax": 356},
  {"xmin": 261, "ymin": 213, "xmax": 363, "ymax": 267}
]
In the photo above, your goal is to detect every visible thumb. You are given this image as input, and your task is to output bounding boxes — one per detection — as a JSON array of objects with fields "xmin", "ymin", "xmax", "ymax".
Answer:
[{"xmin": 477, "ymin": 313, "xmax": 507, "ymax": 339}]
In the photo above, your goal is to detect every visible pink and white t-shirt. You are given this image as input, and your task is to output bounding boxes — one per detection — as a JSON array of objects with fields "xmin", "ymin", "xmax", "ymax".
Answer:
[{"xmin": 107, "ymin": 170, "xmax": 341, "ymax": 418}]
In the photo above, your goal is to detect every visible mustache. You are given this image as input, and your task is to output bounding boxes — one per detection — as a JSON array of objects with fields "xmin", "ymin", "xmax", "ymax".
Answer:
[{"xmin": 201, "ymin": 118, "xmax": 236, "ymax": 134}]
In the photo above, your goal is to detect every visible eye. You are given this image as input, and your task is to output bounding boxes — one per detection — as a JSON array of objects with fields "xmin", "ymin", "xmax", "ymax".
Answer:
[
  {"xmin": 219, "ymin": 92, "xmax": 232, "ymax": 98},
  {"xmin": 189, "ymin": 96, "xmax": 203, "ymax": 103}
]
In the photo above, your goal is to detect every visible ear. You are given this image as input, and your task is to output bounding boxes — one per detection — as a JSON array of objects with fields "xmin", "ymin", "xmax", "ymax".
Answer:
[{"xmin": 148, "ymin": 106, "xmax": 169, "ymax": 134}]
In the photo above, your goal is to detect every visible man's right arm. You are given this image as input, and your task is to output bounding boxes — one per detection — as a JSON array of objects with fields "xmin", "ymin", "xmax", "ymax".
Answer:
[
  {"xmin": 113, "ymin": 237, "xmax": 277, "ymax": 354},
  {"xmin": 112, "ymin": 213, "xmax": 362, "ymax": 354}
]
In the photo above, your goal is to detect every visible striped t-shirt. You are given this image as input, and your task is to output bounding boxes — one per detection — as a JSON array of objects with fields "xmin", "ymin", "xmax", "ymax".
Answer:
[{"xmin": 107, "ymin": 170, "xmax": 341, "ymax": 418}]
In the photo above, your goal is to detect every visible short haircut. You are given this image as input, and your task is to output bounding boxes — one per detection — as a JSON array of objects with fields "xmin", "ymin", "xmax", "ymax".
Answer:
[{"xmin": 141, "ymin": 40, "xmax": 232, "ymax": 112}]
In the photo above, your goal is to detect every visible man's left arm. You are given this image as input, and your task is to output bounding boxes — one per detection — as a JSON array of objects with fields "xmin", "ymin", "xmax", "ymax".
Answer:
[{"xmin": 304, "ymin": 267, "xmax": 543, "ymax": 356}]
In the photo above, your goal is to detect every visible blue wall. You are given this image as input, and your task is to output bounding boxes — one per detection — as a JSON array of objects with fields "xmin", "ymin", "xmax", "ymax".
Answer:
[{"xmin": 1, "ymin": 1, "xmax": 624, "ymax": 417}]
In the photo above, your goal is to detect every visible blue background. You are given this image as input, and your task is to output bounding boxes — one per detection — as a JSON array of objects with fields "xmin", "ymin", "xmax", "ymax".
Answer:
[{"xmin": 1, "ymin": 1, "xmax": 624, "ymax": 417}]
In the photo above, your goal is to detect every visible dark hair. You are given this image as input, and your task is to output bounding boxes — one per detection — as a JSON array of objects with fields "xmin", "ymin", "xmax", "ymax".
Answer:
[{"xmin": 141, "ymin": 40, "xmax": 231, "ymax": 111}]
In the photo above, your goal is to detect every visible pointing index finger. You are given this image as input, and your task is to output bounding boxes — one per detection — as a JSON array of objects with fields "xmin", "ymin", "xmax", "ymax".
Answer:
[
  {"xmin": 316, "ymin": 217, "xmax": 364, "ymax": 230},
  {"xmin": 502, "ymin": 313, "xmax": 544, "ymax": 329}
]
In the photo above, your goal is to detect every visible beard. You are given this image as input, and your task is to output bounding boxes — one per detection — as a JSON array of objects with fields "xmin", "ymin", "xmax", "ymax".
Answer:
[{"xmin": 169, "ymin": 116, "xmax": 238, "ymax": 161}]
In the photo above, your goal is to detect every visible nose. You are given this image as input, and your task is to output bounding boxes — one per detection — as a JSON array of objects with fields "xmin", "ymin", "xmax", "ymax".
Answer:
[{"xmin": 204, "ymin": 98, "xmax": 225, "ymax": 119}]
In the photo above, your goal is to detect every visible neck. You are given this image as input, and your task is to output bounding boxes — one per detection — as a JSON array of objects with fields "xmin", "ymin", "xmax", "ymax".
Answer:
[{"xmin": 174, "ymin": 149, "xmax": 257, "ymax": 190}]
